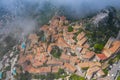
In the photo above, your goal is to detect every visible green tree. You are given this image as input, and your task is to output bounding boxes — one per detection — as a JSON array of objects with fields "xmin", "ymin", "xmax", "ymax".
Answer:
[
  {"xmin": 94, "ymin": 43, "xmax": 104, "ymax": 53},
  {"xmin": 19, "ymin": 71, "xmax": 31, "ymax": 80},
  {"xmin": 68, "ymin": 26, "xmax": 73, "ymax": 32},
  {"xmin": 50, "ymin": 46, "xmax": 62, "ymax": 58},
  {"xmin": 58, "ymin": 68, "xmax": 65, "ymax": 75},
  {"xmin": 69, "ymin": 74, "xmax": 85, "ymax": 80},
  {"xmin": 103, "ymin": 69, "xmax": 108, "ymax": 76}
]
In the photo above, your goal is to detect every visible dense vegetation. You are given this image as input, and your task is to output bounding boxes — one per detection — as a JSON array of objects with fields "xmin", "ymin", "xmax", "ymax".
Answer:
[
  {"xmin": 0, "ymin": 35, "xmax": 17, "ymax": 60},
  {"xmin": 50, "ymin": 46, "xmax": 62, "ymax": 58},
  {"xmin": 37, "ymin": 31, "xmax": 46, "ymax": 42},
  {"xmin": 93, "ymin": 43, "xmax": 104, "ymax": 53},
  {"xmin": 117, "ymin": 75, "xmax": 120, "ymax": 80},
  {"xmin": 68, "ymin": 26, "xmax": 73, "ymax": 32},
  {"xmin": 103, "ymin": 68, "xmax": 108, "ymax": 76},
  {"xmin": 35, "ymin": 2, "xmax": 57, "ymax": 26},
  {"xmin": 108, "ymin": 52, "xmax": 120, "ymax": 65},
  {"xmin": 84, "ymin": 7, "xmax": 120, "ymax": 53},
  {"xmin": 69, "ymin": 74, "xmax": 85, "ymax": 80},
  {"xmin": 17, "ymin": 71, "xmax": 32, "ymax": 80}
]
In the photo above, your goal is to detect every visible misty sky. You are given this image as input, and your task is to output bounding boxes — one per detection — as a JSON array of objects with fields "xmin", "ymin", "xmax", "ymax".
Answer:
[
  {"xmin": 0, "ymin": 0, "xmax": 120, "ymax": 38},
  {"xmin": 0, "ymin": 0, "xmax": 120, "ymax": 17}
]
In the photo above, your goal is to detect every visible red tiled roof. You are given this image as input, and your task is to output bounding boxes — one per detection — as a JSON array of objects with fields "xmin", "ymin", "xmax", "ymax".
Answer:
[
  {"xmin": 82, "ymin": 51, "xmax": 95, "ymax": 59},
  {"xmin": 109, "ymin": 41, "xmax": 120, "ymax": 53},
  {"xmin": 78, "ymin": 62, "xmax": 101, "ymax": 68},
  {"xmin": 96, "ymin": 53, "xmax": 107, "ymax": 60},
  {"xmin": 60, "ymin": 53, "xmax": 70, "ymax": 61},
  {"xmin": 77, "ymin": 37, "xmax": 87, "ymax": 46},
  {"xmin": 57, "ymin": 37, "xmax": 70, "ymax": 48},
  {"xmin": 70, "ymin": 56, "xmax": 80, "ymax": 64},
  {"xmin": 64, "ymin": 63, "xmax": 76, "ymax": 73},
  {"xmin": 77, "ymin": 32, "xmax": 85, "ymax": 40},
  {"xmin": 25, "ymin": 66, "xmax": 52, "ymax": 74},
  {"xmin": 46, "ymin": 59, "xmax": 63, "ymax": 65}
]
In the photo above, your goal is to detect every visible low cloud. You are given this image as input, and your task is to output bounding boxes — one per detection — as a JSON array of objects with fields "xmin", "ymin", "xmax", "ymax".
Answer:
[{"xmin": 0, "ymin": 0, "xmax": 120, "ymax": 38}]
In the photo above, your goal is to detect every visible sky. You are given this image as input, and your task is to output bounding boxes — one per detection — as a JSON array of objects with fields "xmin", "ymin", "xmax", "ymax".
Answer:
[
  {"xmin": 1, "ymin": 0, "xmax": 120, "ymax": 16},
  {"xmin": 0, "ymin": 0, "xmax": 120, "ymax": 39}
]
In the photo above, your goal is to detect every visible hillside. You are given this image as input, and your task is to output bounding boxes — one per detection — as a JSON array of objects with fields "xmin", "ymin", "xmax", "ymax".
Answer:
[{"xmin": 75, "ymin": 7, "xmax": 120, "ymax": 53}]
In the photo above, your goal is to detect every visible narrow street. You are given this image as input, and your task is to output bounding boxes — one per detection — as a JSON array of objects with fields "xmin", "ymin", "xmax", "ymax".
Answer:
[
  {"xmin": 99, "ymin": 60, "xmax": 120, "ymax": 80},
  {"xmin": 107, "ymin": 60, "xmax": 120, "ymax": 80}
]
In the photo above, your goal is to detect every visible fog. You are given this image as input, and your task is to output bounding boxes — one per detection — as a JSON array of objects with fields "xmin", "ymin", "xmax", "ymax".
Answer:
[{"xmin": 0, "ymin": 0, "xmax": 120, "ymax": 39}]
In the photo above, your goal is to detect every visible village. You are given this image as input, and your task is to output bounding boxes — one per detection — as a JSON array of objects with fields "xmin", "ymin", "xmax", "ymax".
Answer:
[
  {"xmin": 17, "ymin": 16, "xmax": 120, "ymax": 80},
  {"xmin": 0, "ymin": 16, "xmax": 120, "ymax": 80}
]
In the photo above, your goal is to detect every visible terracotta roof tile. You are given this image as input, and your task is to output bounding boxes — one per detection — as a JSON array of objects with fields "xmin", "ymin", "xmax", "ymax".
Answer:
[
  {"xmin": 109, "ymin": 41, "xmax": 120, "ymax": 53},
  {"xmin": 52, "ymin": 66, "xmax": 60, "ymax": 73},
  {"xmin": 102, "ymin": 49, "xmax": 111, "ymax": 57},
  {"xmin": 25, "ymin": 66, "xmax": 51, "ymax": 74},
  {"xmin": 77, "ymin": 37, "xmax": 87, "ymax": 46},
  {"xmin": 60, "ymin": 53, "xmax": 70, "ymax": 62},
  {"xmin": 77, "ymin": 32, "xmax": 85, "ymax": 41},
  {"xmin": 70, "ymin": 56, "xmax": 80, "ymax": 64},
  {"xmin": 103, "ymin": 40, "xmax": 120, "ymax": 58},
  {"xmin": 96, "ymin": 53, "xmax": 107, "ymax": 60},
  {"xmin": 81, "ymin": 51, "xmax": 95, "ymax": 59},
  {"xmin": 81, "ymin": 48, "xmax": 88, "ymax": 54},
  {"xmin": 46, "ymin": 59, "xmax": 63, "ymax": 66},
  {"xmin": 86, "ymin": 66, "xmax": 103, "ymax": 80},
  {"xmin": 57, "ymin": 37, "xmax": 70, "ymax": 48},
  {"xmin": 64, "ymin": 63, "xmax": 76, "ymax": 73},
  {"xmin": 78, "ymin": 62, "xmax": 101, "ymax": 68}
]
